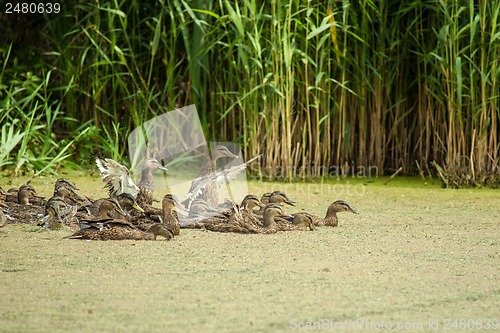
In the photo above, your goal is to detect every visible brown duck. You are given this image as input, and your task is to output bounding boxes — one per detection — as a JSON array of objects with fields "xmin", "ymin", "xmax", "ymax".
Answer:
[
  {"xmin": 67, "ymin": 198, "xmax": 174, "ymax": 240},
  {"xmin": 187, "ymin": 198, "xmax": 311, "ymax": 234},
  {"xmin": 3, "ymin": 186, "xmax": 46, "ymax": 224},
  {"xmin": 2, "ymin": 184, "xmax": 44, "ymax": 204},
  {"xmin": 67, "ymin": 220, "xmax": 174, "ymax": 241},
  {"xmin": 0, "ymin": 202, "xmax": 7, "ymax": 228},
  {"xmin": 260, "ymin": 204, "xmax": 314, "ymax": 233},
  {"xmin": 42, "ymin": 197, "xmax": 78, "ymax": 230},
  {"xmin": 257, "ymin": 191, "xmax": 296, "ymax": 216},
  {"xmin": 131, "ymin": 194, "xmax": 181, "ymax": 236},
  {"xmin": 296, "ymin": 200, "xmax": 358, "ymax": 227},
  {"xmin": 96, "ymin": 157, "xmax": 168, "ymax": 207},
  {"xmin": 79, "ymin": 193, "xmax": 143, "ymax": 217},
  {"xmin": 183, "ymin": 194, "xmax": 264, "ymax": 233}
]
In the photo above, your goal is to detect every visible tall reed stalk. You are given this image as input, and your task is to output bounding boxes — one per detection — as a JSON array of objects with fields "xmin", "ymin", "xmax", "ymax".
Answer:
[{"xmin": 0, "ymin": 0, "xmax": 498, "ymax": 186}]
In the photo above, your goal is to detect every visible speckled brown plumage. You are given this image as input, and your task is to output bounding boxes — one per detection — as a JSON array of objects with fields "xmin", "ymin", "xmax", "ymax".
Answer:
[
  {"xmin": 186, "ymin": 199, "xmax": 310, "ymax": 234},
  {"xmin": 136, "ymin": 159, "xmax": 169, "ymax": 207},
  {"xmin": 259, "ymin": 204, "xmax": 313, "ymax": 233},
  {"xmin": 131, "ymin": 194, "xmax": 181, "ymax": 236},
  {"xmin": 42, "ymin": 197, "xmax": 78, "ymax": 230},
  {"xmin": 67, "ymin": 220, "xmax": 173, "ymax": 241},
  {"xmin": 67, "ymin": 197, "xmax": 174, "ymax": 240},
  {"xmin": 294, "ymin": 200, "xmax": 358, "ymax": 227},
  {"xmin": 96, "ymin": 158, "xmax": 168, "ymax": 208},
  {"xmin": 2, "ymin": 186, "xmax": 46, "ymax": 225},
  {"xmin": 0, "ymin": 203, "xmax": 7, "ymax": 228},
  {"xmin": 183, "ymin": 196, "xmax": 253, "ymax": 232}
]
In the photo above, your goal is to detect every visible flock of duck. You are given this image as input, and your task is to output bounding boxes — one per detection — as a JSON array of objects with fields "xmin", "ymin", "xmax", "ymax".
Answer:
[{"xmin": 0, "ymin": 146, "xmax": 358, "ymax": 240}]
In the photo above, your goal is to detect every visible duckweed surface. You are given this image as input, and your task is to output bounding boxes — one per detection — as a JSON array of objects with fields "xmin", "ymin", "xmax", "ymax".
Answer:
[{"xmin": 0, "ymin": 173, "xmax": 499, "ymax": 332}]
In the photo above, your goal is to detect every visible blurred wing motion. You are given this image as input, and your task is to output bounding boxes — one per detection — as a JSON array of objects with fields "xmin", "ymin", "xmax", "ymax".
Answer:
[
  {"xmin": 184, "ymin": 155, "xmax": 261, "ymax": 209},
  {"xmin": 96, "ymin": 158, "xmax": 139, "ymax": 198}
]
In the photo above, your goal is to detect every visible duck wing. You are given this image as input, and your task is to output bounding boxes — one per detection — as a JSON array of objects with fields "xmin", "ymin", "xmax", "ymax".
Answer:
[
  {"xmin": 183, "ymin": 155, "xmax": 261, "ymax": 209},
  {"xmin": 96, "ymin": 158, "xmax": 139, "ymax": 198}
]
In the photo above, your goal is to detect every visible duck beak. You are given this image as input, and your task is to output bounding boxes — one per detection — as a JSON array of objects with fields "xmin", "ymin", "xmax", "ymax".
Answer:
[
  {"xmin": 132, "ymin": 202, "xmax": 145, "ymax": 213},
  {"xmin": 158, "ymin": 166, "xmax": 169, "ymax": 172},
  {"xmin": 349, "ymin": 207, "xmax": 359, "ymax": 214},
  {"xmin": 285, "ymin": 200, "xmax": 296, "ymax": 207},
  {"xmin": 226, "ymin": 152, "xmax": 238, "ymax": 159},
  {"xmin": 279, "ymin": 211, "xmax": 293, "ymax": 218}
]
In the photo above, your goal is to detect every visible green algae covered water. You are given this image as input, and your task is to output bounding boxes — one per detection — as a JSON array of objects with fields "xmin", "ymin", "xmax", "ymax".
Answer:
[{"xmin": 0, "ymin": 171, "xmax": 498, "ymax": 332}]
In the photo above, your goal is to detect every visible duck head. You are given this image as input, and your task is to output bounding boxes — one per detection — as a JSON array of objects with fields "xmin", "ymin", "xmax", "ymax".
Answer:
[
  {"xmin": 54, "ymin": 178, "xmax": 79, "ymax": 191},
  {"xmin": 116, "ymin": 193, "xmax": 144, "ymax": 213},
  {"xmin": 326, "ymin": 200, "xmax": 358, "ymax": 217},
  {"xmin": 18, "ymin": 185, "xmax": 39, "ymax": 205},
  {"xmin": 143, "ymin": 158, "xmax": 169, "ymax": 172},
  {"xmin": 162, "ymin": 194, "xmax": 181, "ymax": 211},
  {"xmin": 269, "ymin": 191, "xmax": 296, "ymax": 207},
  {"xmin": 241, "ymin": 194, "xmax": 265, "ymax": 211},
  {"xmin": 211, "ymin": 145, "xmax": 238, "ymax": 160},
  {"xmin": 262, "ymin": 203, "xmax": 293, "ymax": 227}
]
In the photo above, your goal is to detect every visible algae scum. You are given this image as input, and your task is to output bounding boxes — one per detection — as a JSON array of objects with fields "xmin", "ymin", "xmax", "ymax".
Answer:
[{"xmin": 0, "ymin": 174, "xmax": 498, "ymax": 332}]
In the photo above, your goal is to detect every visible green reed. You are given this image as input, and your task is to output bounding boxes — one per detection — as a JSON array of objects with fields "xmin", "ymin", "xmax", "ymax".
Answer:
[{"xmin": 0, "ymin": 0, "xmax": 498, "ymax": 186}]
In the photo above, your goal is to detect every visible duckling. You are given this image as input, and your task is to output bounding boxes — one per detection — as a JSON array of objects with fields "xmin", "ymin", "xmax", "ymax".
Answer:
[
  {"xmin": 295, "ymin": 200, "xmax": 358, "ymax": 227},
  {"xmin": 261, "ymin": 192, "xmax": 271, "ymax": 204},
  {"xmin": 145, "ymin": 223, "xmax": 175, "ymax": 240},
  {"xmin": 283, "ymin": 212, "xmax": 315, "ymax": 231},
  {"xmin": 1, "ymin": 185, "xmax": 45, "ymax": 205},
  {"xmin": 96, "ymin": 157, "xmax": 168, "ymax": 207},
  {"xmin": 17, "ymin": 185, "xmax": 39, "ymax": 205},
  {"xmin": 256, "ymin": 192, "xmax": 272, "ymax": 215},
  {"xmin": 240, "ymin": 194, "xmax": 266, "ymax": 214},
  {"xmin": 159, "ymin": 194, "xmax": 181, "ymax": 235},
  {"xmin": 2, "ymin": 187, "xmax": 18, "ymax": 203}
]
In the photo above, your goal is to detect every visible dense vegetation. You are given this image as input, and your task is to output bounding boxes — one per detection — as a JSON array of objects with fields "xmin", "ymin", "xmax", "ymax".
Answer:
[{"xmin": 0, "ymin": 0, "xmax": 499, "ymax": 186}]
